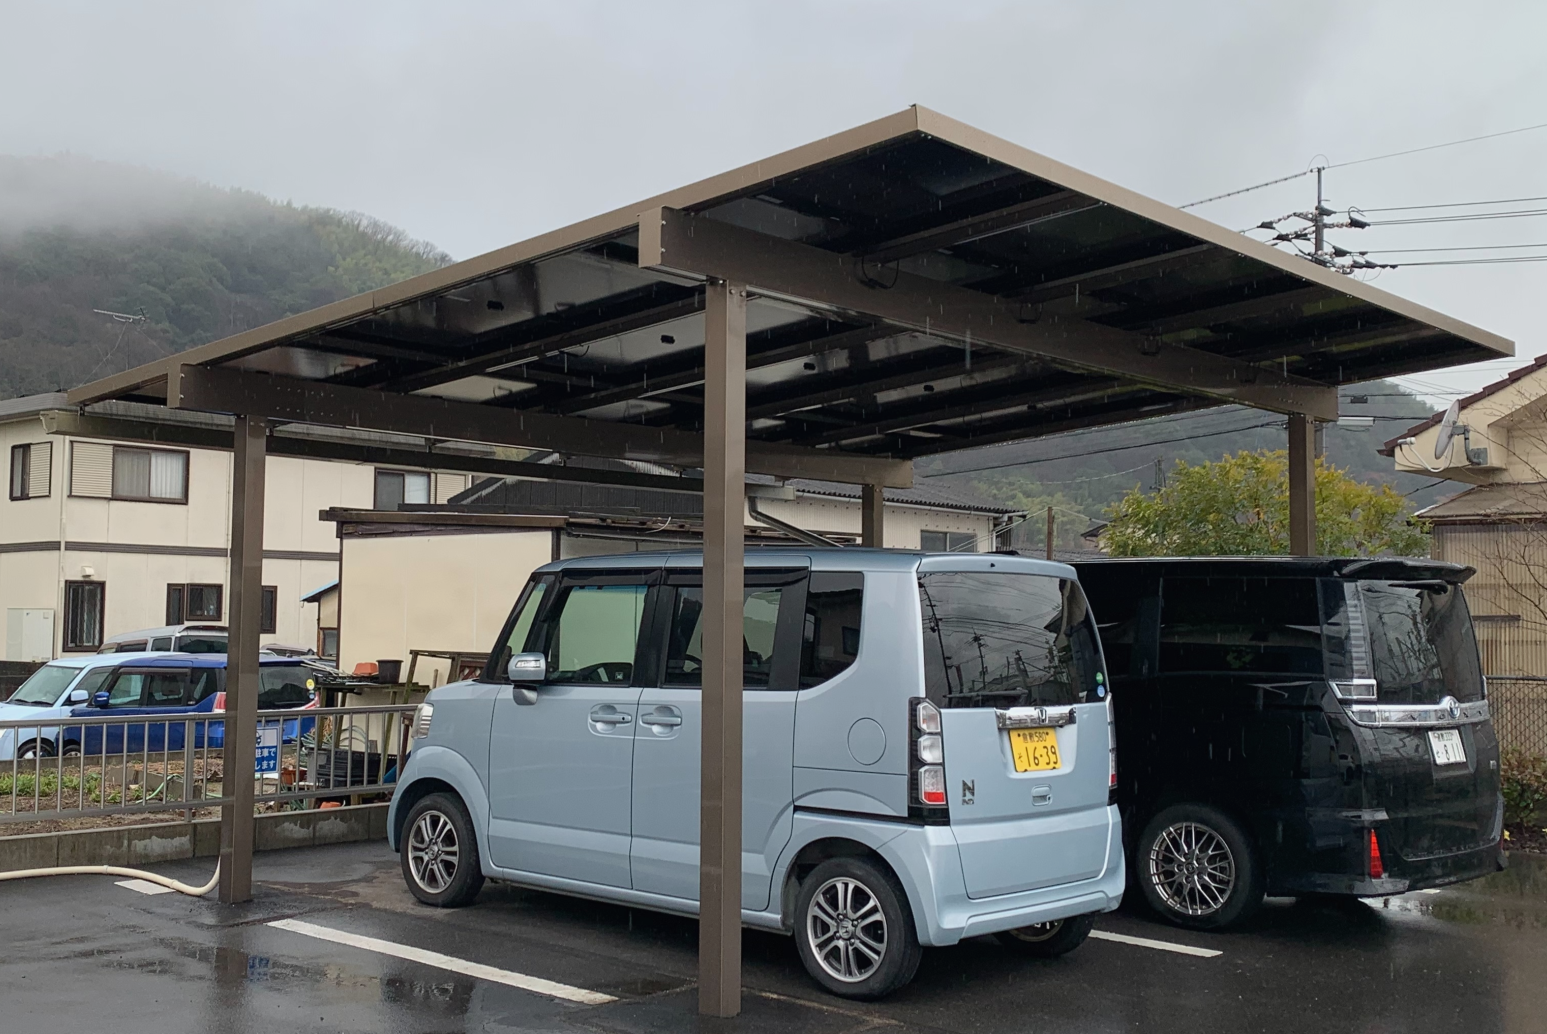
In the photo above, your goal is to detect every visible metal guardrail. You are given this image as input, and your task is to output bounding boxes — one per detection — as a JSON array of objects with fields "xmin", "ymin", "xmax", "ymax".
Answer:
[{"xmin": 0, "ymin": 704, "xmax": 414, "ymax": 824}]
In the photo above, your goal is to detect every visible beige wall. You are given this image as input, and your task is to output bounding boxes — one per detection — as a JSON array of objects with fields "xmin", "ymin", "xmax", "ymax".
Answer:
[
  {"xmin": 0, "ymin": 420, "xmax": 66, "ymax": 543},
  {"xmin": 339, "ymin": 530, "xmax": 553, "ymax": 685},
  {"xmin": 1393, "ymin": 366, "xmax": 1547, "ymax": 486}
]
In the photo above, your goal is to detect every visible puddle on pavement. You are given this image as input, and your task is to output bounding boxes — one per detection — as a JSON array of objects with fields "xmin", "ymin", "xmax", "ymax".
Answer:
[{"xmin": 1369, "ymin": 852, "xmax": 1547, "ymax": 928}]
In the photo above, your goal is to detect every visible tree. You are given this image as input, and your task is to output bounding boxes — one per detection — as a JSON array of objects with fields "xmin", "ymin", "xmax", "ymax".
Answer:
[{"xmin": 1102, "ymin": 450, "xmax": 1430, "ymax": 557}]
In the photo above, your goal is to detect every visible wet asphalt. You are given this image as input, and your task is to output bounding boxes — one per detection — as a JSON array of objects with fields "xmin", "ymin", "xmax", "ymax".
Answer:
[{"xmin": 1, "ymin": 843, "xmax": 1545, "ymax": 1034}]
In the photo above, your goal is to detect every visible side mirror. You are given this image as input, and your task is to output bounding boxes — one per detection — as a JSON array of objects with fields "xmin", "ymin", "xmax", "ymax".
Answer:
[
  {"xmin": 91, "ymin": 691, "xmax": 111, "ymax": 708},
  {"xmin": 68, "ymin": 689, "xmax": 89, "ymax": 704},
  {"xmin": 508, "ymin": 652, "xmax": 547, "ymax": 706}
]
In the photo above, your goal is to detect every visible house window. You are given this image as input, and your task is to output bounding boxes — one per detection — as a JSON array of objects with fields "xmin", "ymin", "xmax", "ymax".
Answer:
[
  {"xmin": 9, "ymin": 442, "xmax": 52, "ymax": 500},
  {"xmin": 260, "ymin": 586, "xmax": 278, "ymax": 635},
  {"xmin": 111, "ymin": 447, "xmax": 188, "ymax": 502},
  {"xmin": 64, "ymin": 581, "xmax": 105, "ymax": 651},
  {"xmin": 374, "ymin": 469, "xmax": 431, "ymax": 511},
  {"xmin": 319, "ymin": 628, "xmax": 339, "ymax": 660},
  {"xmin": 920, "ymin": 530, "xmax": 978, "ymax": 553},
  {"xmin": 167, "ymin": 583, "xmax": 223, "ymax": 623}
]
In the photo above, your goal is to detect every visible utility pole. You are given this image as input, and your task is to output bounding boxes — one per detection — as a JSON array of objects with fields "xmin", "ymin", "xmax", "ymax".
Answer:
[{"xmin": 1253, "ymin": 169, "xmax": 1390, "ymax": 275}]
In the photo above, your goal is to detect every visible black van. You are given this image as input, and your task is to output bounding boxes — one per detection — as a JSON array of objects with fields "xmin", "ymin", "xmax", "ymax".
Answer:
[{"xmin": 1072, "ymin": 557, "xmax": 1506, "ymax": 930}]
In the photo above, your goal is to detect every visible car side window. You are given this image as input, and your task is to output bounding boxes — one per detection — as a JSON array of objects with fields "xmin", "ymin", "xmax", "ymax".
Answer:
[
  {"xmin": 800, "ymin": 573, "xmax": 864, "ymax": 688},
  {"xmin": 151, "ymin": 637, "xmax": 173, "ymax": 651},
  {"xmin": 189, "ymin": 668, "xmax": 222, "ymax": 703},
  {"xmin": 1158, "ymin": 576, "xmax": 1322, "ymax": 675},
  {"xmin": 71, "ymin": 668, "xmax": 113, "ymax": 699},
  {"xmin": 103, "ymin": 672, "xmax": 146, "ymax": 707},
  {"xmin": 664, "ymin": 585, "xmax": 788, "ymax": 688},
  {"xmin": 538, "ymin": 581, "xmax": 649, "ymax": 684},
  {"xmin": 145, "ymin": 671, "xmax": 192, "ymax": 706}
]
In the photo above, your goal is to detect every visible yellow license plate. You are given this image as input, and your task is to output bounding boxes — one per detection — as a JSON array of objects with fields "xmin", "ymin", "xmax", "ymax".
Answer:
[{"xmin": 1009, "ymin": 727, "xmax": 1061, "ymax": 772}]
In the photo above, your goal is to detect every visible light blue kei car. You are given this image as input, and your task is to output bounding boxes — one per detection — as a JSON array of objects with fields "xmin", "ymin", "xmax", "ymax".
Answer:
[
  {"xmin": 388, "ymin": 549, "xmax": 1126, "ymax": 999},
  {"xmin": 0, "ymin": 652, "xmax": 155, "ymax": 760}
]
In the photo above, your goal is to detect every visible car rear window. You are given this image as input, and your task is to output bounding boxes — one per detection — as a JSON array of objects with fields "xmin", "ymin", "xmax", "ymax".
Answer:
[
  {"xmin": 918, "ymin": 572, "xmax": 1102, "ymax": 708},
  {"xmin": 177, "ymin": 636, "xmax": 227, "ymax": 654},
  {"xmin": 1323, "ymin": 580, "xmax": 1484, "ymax": 704}
]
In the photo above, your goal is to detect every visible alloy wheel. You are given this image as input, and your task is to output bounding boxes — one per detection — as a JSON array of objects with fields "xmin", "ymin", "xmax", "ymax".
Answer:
[
  {"xmin": 1148, "ymin": 821, "xmax": 1236, "ymax": 916},
  {"xmin": 806, "ymin": 876, "xmax": 888, "ymax": 983},
  {"xmin": 407, "ymin": 809, "xmax": 460, "ymax": 894}
]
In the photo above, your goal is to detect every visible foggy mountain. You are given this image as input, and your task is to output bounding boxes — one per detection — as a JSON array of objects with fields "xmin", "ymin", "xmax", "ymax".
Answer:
[{"xmin": 0, "ymin": 154, "xmax": 451, "ymax": 399}]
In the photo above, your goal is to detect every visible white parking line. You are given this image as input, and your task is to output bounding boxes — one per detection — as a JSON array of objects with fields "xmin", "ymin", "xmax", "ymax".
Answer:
[
  {"xmin": 267, "ymin": 918, "xmax": 617, "ymax": 1004},
  {"xmin": 115, "ymin": 879, "xmax": 174, "ymax": 896},
  {"xmin": 1090, "ymin": 929, "xmax": 1222, "ymax": 958}
]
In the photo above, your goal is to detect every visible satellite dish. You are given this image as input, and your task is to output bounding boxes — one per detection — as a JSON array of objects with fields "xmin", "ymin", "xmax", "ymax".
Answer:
[{"xmin": 1434, "ymin": 401, "xmax": 1462, "ymax": 460}]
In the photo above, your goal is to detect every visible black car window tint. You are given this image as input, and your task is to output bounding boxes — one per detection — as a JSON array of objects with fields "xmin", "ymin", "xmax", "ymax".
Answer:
[
  {"xmin": 665, "ymin": 586, "xmax": 785, "ymax": 688},
  {"xmin": 918, "ymin": 573, "xmax": 1100, "ymax": 708},
  {"xmin": 1158, "ymin": 577, "xmax": 1322, "ymax": 675},
  {"xmin": 800, "ymin": 573, "xmax": 864, "ymax": 688},
  {"xmin": 1357, "ymin": 582, "xmax": 1484, "ymax": 704},
  {"xmin": 258, "ymin": 666, "xmax": 313, "ymax": 707}
]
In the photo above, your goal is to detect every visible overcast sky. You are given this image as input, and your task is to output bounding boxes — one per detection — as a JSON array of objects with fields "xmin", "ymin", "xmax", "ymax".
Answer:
[{"xmin": 2, "ymin": 0, "xmax": 1542, "ymax": 402}]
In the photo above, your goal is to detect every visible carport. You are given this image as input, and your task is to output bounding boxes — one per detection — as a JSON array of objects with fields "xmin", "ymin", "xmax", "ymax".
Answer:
[{"xmin": 68, "ymin": 106, "xmax": 1509, "ymax": 1017}]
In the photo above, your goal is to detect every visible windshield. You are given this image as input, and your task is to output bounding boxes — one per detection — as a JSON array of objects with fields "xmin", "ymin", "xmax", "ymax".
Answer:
[
  {"xmin": 258, "ymin": 665, "xmax": 316, "ymax": 708},
  {"xmin": 919, "ymin": 573, "xmax": 1103, "ymax": 709},
  {"xmin": 6, "ymin": 664, "xmax": 82, "ymax": 706},
  {"xmin": 1322, "ymin": 579, "xmax": 1484, "ymax": 704}
]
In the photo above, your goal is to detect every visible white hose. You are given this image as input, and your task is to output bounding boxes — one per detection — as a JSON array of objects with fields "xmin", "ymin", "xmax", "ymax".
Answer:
[{"xmin": 0, "ymin": 860, "xmax": 220, "ymax": 896}]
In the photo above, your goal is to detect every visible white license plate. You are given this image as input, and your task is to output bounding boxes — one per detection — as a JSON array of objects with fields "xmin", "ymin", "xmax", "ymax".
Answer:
[{"xmin": 1428, "ymin": 728, "xmax": 1467, "ymax": 766}]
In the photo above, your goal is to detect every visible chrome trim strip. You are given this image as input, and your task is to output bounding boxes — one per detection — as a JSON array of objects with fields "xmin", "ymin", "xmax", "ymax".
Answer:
[
  {"xmin": 1344, "ymin": 697, "xmax": 1490, "ymax": 728},
  {"xmin": 996, "ymin": 705, "xmax": 1077, "ymax": 730}
]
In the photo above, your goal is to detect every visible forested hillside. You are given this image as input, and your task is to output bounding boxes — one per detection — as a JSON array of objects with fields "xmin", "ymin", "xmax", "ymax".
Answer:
[
  {"xmin": 918, "ymin": 382, "xmax": 1447, "ymax": 550},
  {"xmin": 0, "ymin": 154, "xmax": 451, "ymax": 399}
]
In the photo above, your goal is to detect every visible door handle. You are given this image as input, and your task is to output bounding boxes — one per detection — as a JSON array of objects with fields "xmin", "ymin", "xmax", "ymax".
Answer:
[
  {"xmin": 591, "ymin": 713, "xmax": 632, "ymax": 725},
  {"xmin": 1031, "ymin": 785, "xmax": 1052, "ymax": 806},
  {"xmin": 640, "ymin": 713, "xmax": 682, "ymax": 728}
]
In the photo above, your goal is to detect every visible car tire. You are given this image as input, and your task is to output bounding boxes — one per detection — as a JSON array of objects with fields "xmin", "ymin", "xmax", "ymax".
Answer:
[
  {"xmin": 1136, "ymin": 803, "xmax": 1263, "ymax": 930},
  {"xmin": 60, "ymin": 742, "xmax": 82, "ymax": 758},
  {"xmin": 994, "ymin": 912, "xmax": 1096, "ymax": 957},
  {"xmin": 794, "ymin": 857, "xmax": 922, "ymax": 1000},
  {"xmin": 400, "ymin": 793, "xmax": 485, "ymax": 908},
  {"xmin": 16, "ymin": 740, "xmax": 53, "ymax": 760}
]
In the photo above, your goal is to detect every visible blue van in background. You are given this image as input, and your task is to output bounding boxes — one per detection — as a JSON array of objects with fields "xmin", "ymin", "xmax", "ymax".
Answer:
[
  {"xmin": 388, "ymin": 550, "xmax": 1123, "ymax": 999},
  {"xmin": 66, "ymin": 654, "xmax": 320, "ymax": 755}
]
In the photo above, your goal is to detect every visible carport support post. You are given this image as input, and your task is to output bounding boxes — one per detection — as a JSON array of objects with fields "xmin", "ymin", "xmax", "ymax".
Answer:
[
  {"xmin": 1287, "ymin": 412, "xmax": 1316, "ymax": 556},
  {"xmin": 700, "ymin": 279, "xmax": 747, "ymax": 1018},
  {"xmin": 219, "ymin": 414, "xmax": 266, "ymax": 904},
  {"xmin": 861, "ymin": 482, "xmax": 885, "ymax": 547}
]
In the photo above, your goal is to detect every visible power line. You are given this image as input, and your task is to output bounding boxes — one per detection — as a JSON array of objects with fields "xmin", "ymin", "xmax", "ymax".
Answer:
[
  {"xmin": 1371, "ymin": 208, "xmax": 1547, "ymax": 226},
  {"xmin": 1325, "ymin": 120, "xmax": 1547, "ymax": 170},
  {"xmin": 1181, "ymin": 120, "xmax": 1547, "ymax": 210},
  {"xmin": 1386, "ymin": 254, "xmax": 1547, "ymax": 266},
  {"xmin": 1364, "ymin": 241, "xmax": 1547, "ymax": 254},
  {"xmin": 1361, "ymin": 195, "xmax": 1547, "ymax": 213}
]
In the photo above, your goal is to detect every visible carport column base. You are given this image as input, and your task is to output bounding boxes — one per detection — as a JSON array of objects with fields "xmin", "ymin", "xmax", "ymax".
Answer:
[
  {"xmin": 699, "ymin": 279, "xmax": 747, "ymax": 1018},
  {"xmin": 220, "ymin": 414, "xmax": 266, "ymax": 904},
  {"xmin": 1287, "ymin": 412, "xmax": 1316, "ymax": 557}
]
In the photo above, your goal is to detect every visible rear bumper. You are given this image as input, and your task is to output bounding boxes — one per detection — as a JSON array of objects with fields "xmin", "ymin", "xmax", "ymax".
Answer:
[
  {"xmin": 1272, "ymin": 837, "xmax": 1506, "ymax": 897},
  {"xmin": 879, "ymin": 804, "xmax": 1126, "ymax": 946}
]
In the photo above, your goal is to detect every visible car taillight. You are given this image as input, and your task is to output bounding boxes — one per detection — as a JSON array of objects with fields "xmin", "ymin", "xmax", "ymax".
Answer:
[
  {"xmin": 411, "ymin": 702, "xmax": 435, "ymax": 741},
  {"xmin": 1368, "ymin": 830, "xmax": 1384, "ymax": 880},
  {"xmin": 909, "ymin": 697, "xmax": 949, "ymax": 821},
  {"xmin": 211, "ymin": 692, "xmax": 226, "ymax": 713},
  {"xmin": 1106, "ymin": 695, "xmax": 1117, "ymax": 794}
]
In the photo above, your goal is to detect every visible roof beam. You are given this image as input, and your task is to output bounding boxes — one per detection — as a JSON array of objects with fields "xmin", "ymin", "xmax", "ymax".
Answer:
[
  {"xmin": 857, "ymin": 190, "xmax": 1095, "ymax": 264},
  {"xmin": 746, "ymin": 352, "xmax": 1027, "ymax": 422},
  {"xmin": 549, "ymin": 322, "xmax": 882, "ymax": 416},
  {"xmin": 39, "ymin": 410, "xmax": 714, "ymax": 494},
  {"xmin": 639, "ymin": 208, "xmax": 1337, "ymax": 420},
  {"xmin": 164, "ymin": 364, "xmax": 913, "ymax": 487}
]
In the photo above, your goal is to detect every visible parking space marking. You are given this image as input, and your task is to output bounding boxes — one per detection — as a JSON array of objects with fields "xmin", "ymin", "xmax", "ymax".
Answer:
[
  {"xmin": 1090, "ymin": 930, "xmax": 1222, "ymax": 958},
  {"xmin": 114, "ymin": 879, "xmax": 174, "ymax": 896},
  {"xmin": 267, "ymin": 918, "xmax": 618, "ymax": 1004}
]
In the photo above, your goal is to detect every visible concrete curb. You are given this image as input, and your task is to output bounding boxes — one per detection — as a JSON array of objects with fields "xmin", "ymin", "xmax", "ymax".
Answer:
[{"xmin": 0, "ymin": 803, "xmax": 389, "ymax": 873}]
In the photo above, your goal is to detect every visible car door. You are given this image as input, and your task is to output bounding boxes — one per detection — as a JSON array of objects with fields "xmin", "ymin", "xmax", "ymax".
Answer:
[
  {"xmin": 85, "ymin": 668, "xmax": 191, "ymax": 756},
  {"xmin": 486, "ymin": 569, "xmax": 655, "ymax": 888},
  {"xmin": 629, "ymin": 567, "xmax": 803, "ymax": 910}
]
